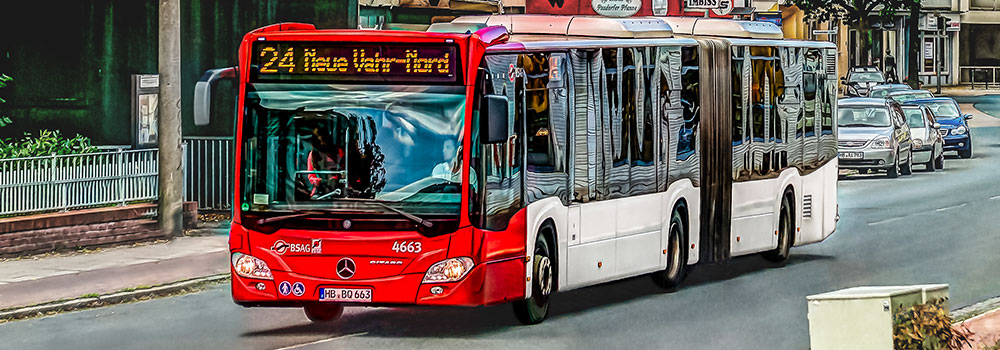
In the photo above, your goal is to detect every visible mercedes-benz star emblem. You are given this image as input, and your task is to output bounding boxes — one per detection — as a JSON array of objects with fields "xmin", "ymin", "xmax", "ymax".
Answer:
[{"xmin": 336, "ymin": 257, "xmax": 356, "ymax": 279}]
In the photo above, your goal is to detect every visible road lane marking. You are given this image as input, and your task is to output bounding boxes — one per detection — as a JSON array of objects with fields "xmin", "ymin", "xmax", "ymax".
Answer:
[
  {"xmin": 273, "ymin": 332, "xmax": 369, "ymax": 350},
  {"xmin": 868, "ymin": 217, "xmax": 905, "ymax": 226},
  {"xmin": 934, "ymin": 203, "xmax": 967, "ymax": 212},
  {"xmin": 990, "ymin": 195, "xmax": 1000, "ymax": 200}
]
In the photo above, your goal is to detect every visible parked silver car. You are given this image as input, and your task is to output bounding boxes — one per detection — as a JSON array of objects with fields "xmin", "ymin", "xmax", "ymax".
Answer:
[
  {"xmin": 837, "ymin": 98, "xmax": 914, "ymax": 178},
  {"xmin": 901, "ymin": 105, "xmax": 945, "ymax": 171}
]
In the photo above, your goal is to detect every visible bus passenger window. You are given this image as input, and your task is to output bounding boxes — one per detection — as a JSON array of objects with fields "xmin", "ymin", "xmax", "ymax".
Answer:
[{"xmin": 677, "ymin": 46, "xmax": 699, "ymax": 162}]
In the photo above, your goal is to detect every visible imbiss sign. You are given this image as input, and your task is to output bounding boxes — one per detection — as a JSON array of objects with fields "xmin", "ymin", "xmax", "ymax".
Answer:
[
  {"xmin": 686, "ymin": 0, "xmax": 729, "ymax": 9},
  {"xmin": 591, "ymin": 0, "xmax": 641, "ymax": 17}
]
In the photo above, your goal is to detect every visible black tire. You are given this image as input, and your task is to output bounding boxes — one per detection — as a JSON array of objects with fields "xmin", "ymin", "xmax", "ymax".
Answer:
[
  {"xmin": 513, "ymin": 231, "xmax": 554, "ymax": 325},
  {"xmin": 886, "ymin": 155, "xmax": 899, "ymax": 178},
  {"xmin": 900, "ymin": 151, "xmax": 912, "ymax": 176},
  {"xmin": 934, "ymin": 152, "xmax": 945, "ymax": 169},
  {"xmin": 925, "ymin": 156, "xmax": 935, "ymax": 172},
  {"xmin": 764, "ymin": 194, "xmax": 794, "ymax": 263},
  {"xmin": 304, "ymin": 303, "xmax": 344, "ymax": 322},
  {"xmin": 652, "ymin": 207, "xmax": 689, "ymax": 290},
  {"xmin": 959, "ymin": 144, "xmax": 973, "ymax": 159}
]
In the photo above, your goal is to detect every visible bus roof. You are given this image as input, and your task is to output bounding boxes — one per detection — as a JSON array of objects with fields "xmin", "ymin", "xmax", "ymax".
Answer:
[
  {"xmin": 449, "ymin": 15, "xmax": 674, "ymax": 39},
  {"xmin": 658, "ymin": 17, "xmax": 784, "ymax": 39}
]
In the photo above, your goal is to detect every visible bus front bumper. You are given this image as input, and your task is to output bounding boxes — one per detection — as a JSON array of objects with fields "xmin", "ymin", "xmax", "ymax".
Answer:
[{"xmin": 231, "ymin": 256, "xmax": 526, "ymax": 308}]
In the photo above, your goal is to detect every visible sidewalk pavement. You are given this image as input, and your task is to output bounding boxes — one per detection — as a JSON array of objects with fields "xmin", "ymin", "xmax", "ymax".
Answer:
[
  {"xmin": 961, "ymin": 308, "xmax": 1000, "ymax": 349},
  {"xmin": 0, "ymin": 235, "xmax": 229, "ymax": 311}
]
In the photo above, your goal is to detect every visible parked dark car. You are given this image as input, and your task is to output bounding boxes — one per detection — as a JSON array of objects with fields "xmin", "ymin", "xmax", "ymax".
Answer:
[
  {"xmin": 842, "ymin": 66, "xmax": 886, "ymax": 97},
  {"xmin": 837, "ymin": 98, "xmax": 913, "ymax": 178},
  {"xmin": 904, "ymin": 97, "xmax": 973, "ymax": 158}
]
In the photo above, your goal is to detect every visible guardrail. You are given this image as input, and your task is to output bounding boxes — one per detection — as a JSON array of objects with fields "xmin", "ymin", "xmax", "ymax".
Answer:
[
  {"xmin": 959, "ymin": 66, "xmax": 1000, "ymax": 89},
  {"xmin": 0, "ymin": 149, "xmax": 159, "ymax": 216},
  {"xmin": 183, "ymin": 137, "xmax": 234, "ymax": 211}
]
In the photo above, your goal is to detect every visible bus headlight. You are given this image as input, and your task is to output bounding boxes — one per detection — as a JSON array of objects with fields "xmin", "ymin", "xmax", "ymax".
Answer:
[
  {"xmin": 952, "ymin": 126, "xmax": 968, "ymax": 135},
  {"xmin": 232, "ymin": 252, "xmax": 273, "ymax": 280},
  {"xmin": 423, "ymin": 257, "xmax": 474, "ymax": 283}
]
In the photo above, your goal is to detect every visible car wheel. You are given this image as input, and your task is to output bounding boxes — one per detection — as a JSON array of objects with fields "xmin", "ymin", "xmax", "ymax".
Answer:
[
  {"xmin": 886, "ymin": 154, "xmax": 899, "ymax": 178},
  {"xmin": 653, "ymin": 207, "xmax": 689, "ymax": 290},
  {"xmin": 764, "ymin": 193, "xmax": 794, "ymax": 263},
  {"xmin": 925, "ymin": 155, "xmax": 935, "ymax": 172},
  {"xmin": 304, "ymin": 303, "xmax": 344, "ymax": 322},
  {"xmin": 513, "ymin": 231, "xmax": 554, "ymax": 325},
  {"xmin": 935, "ymin": 152, "xmax": 945, "ymax": 169},
  {"xmin": 900, "ymin": 151, "xmax": 912, "ymax": 176}
]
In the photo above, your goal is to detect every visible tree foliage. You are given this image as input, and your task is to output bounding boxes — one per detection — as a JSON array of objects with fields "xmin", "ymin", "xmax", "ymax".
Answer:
[
  {"xmin": 0, "ymin": 130, "xmax": 98, "ymax": 159},
  {"xmin": 785, "ymin": 0, "xmax": 919, "ymax": 64},
  {"xmin": 0, "ymin": 74, "xmax": 11, "ymax": 128}
]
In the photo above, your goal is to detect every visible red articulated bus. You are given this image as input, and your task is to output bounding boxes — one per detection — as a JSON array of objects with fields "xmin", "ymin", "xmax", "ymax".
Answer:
[{"xmin": 195, "ymin": 15, "xmax": 838, "ymax": 325}]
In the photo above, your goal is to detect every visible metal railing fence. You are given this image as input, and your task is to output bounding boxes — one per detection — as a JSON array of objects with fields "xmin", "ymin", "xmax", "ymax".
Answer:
[
  {"xmin": 183, "ymin": 137, "xmax": 234, "ymax": 211},
  {"xmin": 959, "ymin": 66, "xmax": 1000, "ymax": 89},
  {"xmin": 0, "ymin": 149, "xmax": 159, "ymax": 216}
]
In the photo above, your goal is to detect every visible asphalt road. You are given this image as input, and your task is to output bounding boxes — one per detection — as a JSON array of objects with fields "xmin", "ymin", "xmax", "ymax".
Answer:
[{"xmin": 4, "ymin": 110, "xmax": 1000, "ymax": 350}]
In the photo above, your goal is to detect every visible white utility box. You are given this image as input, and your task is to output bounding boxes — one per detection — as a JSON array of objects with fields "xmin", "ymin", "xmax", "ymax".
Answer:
[{"xmin": 806, "ymin": 285, "xmax": 950, "ymax": 350}]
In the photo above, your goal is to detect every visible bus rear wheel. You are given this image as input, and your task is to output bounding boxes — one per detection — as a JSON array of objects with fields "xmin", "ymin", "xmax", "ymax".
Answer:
[
  {"xmin": 513, "ymin": 232, "xmax": 554, "ymax": 325},
  {"xmin": 652, "ymin": 207, "xmax": 688, "ymax": 290},
  {"xmin": 304, "ymin": 303, "xmax": 344, "ymax": 323},
  {"xmin": 764, "ymin": 194, "xmax": 794, "ymax": 263}
]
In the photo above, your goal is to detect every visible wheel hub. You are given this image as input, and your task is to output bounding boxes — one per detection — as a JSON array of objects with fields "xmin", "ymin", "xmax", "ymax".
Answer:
[{"xmin": 536, "ymin": 254, "xmax": 552, "ymax": 296}]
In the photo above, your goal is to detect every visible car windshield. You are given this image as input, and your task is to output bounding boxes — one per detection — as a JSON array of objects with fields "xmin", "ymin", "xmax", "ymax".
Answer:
[
  {"xmin": 891, "ymin": 92, "xmax": 933, "ymax": 103},
  {"xmin": 903, "ymin": 108, "xmax": 925, "ymax": 128},
  {"xmin": 240, "ymin": 83, "xmax": 467, "ymax": 215},
  {"xmin": 838, "ymin": 106, "xmax": 891, "ymax": 127},
  {"xmin": 870, "ymin": 86, "xmax": 908, "ymax": 98},
  {"xmin": 849, "ymin": 72, "xmax": 885, "ymax": 83},
  {"xmin": 923, "ymin": 101, "xmax": 961, "ymax": 119}
]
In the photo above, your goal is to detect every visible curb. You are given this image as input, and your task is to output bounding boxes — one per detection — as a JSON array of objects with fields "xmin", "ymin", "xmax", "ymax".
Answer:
[
  {"xmin": 0, "ymin": 274, "xmax": 229, "ymax": 322},
  {"xmin": 953, "ymin": 295, "xmax": 1000, "ymax": 323}
]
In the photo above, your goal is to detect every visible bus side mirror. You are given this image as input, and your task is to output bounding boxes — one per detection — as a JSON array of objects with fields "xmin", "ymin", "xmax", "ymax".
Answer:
[
  {"xmin": 193, "ymin": 67, "xmax": 237, "ymax": 126},
  {"xmin": 932, "ymin": 122, "xmax": 941, "ymax": 129},
  {"xmin": 964, "ymin": 114, "xmax": 973, "ymax": 120},
  {"xmin": 482, "ymin": 94, "xmax": 509, "ymax": 144}
]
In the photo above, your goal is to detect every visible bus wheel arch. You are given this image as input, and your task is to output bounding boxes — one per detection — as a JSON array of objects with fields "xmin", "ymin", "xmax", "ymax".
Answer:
[{"xmin": 514, "ymin": 219, "xmax": 557, "ymax": 325}]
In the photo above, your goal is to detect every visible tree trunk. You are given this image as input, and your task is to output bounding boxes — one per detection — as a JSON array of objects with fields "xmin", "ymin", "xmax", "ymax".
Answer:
[
  {"xmin": 906, "ymin": 1, "xmax": 921, "ymax": 89},
  {"xmin": 856, "ymin": 17, "xmax": 872, "ymax": 66}
]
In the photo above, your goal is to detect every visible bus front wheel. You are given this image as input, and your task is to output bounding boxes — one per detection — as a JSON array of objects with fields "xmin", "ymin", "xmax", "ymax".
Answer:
[
  {"xmin": 304, "ymin": 303, "xmax": 344, "ymax": 323},
  {"xmin": 513, "ymin": 232, "xmax": 554, "ymax": 325}
]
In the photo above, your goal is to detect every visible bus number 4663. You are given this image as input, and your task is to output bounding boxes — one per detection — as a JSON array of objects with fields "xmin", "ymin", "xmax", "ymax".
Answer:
[{"xmin": 391, "ymin": 241, "xmax": 422, "ymax": 253}]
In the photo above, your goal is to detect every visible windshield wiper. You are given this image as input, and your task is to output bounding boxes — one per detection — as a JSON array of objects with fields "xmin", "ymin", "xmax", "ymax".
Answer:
[
  {"xmin": 256, "ymin": 211, "xmax": 326, "ymax": 225},
  {"xmin": 368, "ymin": 201, "xmax": 434, "ymax": 228}
]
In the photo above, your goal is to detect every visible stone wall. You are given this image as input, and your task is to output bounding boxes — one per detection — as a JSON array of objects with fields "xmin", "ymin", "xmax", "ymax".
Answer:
[{"xmin": 0, "ymin": 203, "xmax": 198, "ymax": 257}]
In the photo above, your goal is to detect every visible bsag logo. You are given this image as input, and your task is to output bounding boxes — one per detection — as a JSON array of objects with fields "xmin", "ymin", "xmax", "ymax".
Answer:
[
  {"xmin": 310, "ymin": 239, "xmax": 322, "ymax": 254},
  {"xmin": 271, "ymin": 239, "xmax": 319, "ymax": 255}
]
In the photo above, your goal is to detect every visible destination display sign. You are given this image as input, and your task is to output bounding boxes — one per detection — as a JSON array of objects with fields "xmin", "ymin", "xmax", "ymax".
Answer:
[{"xmin": 251, "ymin": 42, "xmax": 458, "ymax": 83}]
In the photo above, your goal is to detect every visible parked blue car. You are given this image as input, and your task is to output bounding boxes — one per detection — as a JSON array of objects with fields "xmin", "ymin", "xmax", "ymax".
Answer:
[{"xmin": 903, "ymin": 98, "xmax": 973, "ymax": 158}]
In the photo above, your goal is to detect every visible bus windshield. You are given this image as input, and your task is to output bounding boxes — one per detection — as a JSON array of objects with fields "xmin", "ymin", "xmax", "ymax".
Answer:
[{"xmin": 241, "ymin": 83, "xmax": 467, "ymax": 215}]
